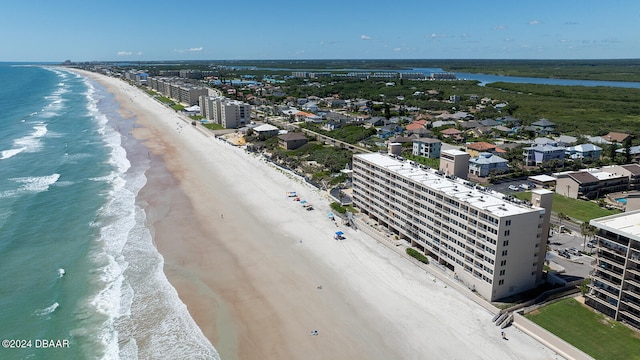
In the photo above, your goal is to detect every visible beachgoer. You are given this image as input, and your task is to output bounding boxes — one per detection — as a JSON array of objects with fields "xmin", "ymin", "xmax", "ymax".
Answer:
[{"xmin": 221, "ymin": 213, "xmax": 224, "ymax": 219}]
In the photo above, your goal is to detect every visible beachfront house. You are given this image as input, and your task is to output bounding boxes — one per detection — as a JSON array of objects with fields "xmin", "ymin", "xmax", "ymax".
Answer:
[{"xmin": 278, "ymin": 132, "xmax": 308, "ymax": 150}]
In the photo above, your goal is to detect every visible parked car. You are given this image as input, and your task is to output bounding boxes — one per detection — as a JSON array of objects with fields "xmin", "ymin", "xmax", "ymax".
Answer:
[{"xmin": 508, "ymin": 185, "xmax": 520, "ymax": 191}]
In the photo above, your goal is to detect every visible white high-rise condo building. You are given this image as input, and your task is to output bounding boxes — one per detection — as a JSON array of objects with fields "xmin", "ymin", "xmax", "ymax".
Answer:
[
  {"xmin": 586, "ymin": 210, "xmax": 640, "ymax": 330},
  {"xmin": 352, "ymin": 153, "xmax": 552, "ymax": 301}
]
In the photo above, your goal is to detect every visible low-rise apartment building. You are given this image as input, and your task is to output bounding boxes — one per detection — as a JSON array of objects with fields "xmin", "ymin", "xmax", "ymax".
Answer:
[
  {"xmin": 586, "ymin": 210, "xmax": 640, "ymax": 330},
  {"xmin": 352, "ymin": 153, "xmax": 552, "ymax": 301}
]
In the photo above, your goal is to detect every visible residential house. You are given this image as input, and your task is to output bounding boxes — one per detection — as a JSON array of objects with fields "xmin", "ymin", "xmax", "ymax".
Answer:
[
  {"xmin": 459, "ymin": 120, "xmax": 482, "ymax": 130},
  {"xmin": 565, "ymin": 143, "xmax": 602, "ymax": 161},
  {"xmin": 603, "ymin": 132, "xmax": 631, "ymax": 144},
  {"xmin": 278, "ymin": 132, "xmax": 308, "ymax": 150},
  {"xmin": 523, "ymin": 144, "xmax": 566, "ymax": 166},
  {"xmin": 292, "ymin": 111, "xmax": 314, "ymax": 122},
  {"xmin": 469, "ymin": 153, "xmax": 509, "ymax": 177},
  {"xmin": 377, "ymin": 124, "xmax": 403, "ymax": 139},
  {"xmin": 554, "ymin": 135, "xmax": 578, "ymax": 147},
  {"xmin": 440, "ymin": 128, "xmax": 464, "ymax": 142},
  {"xmin": 616, "ymin": 145, "xmax": 640, "ymax": 163},
  {"xmin": 555, "ymin": 169, "xmax": 628, "ymax": 200},
  {"xmin": 466, "ymin": 142, "xmax": 497, "ymax": 157},
  {"xmin": 430, "ymin": 120, "xmax": 456, "ymax": 129},
  {"xmin": 408, "ymin": 126, "xmax": 432, "ymax": 138},
  {"xmin": 301, "ymin": 101, "xmax": 319, "ymax": 113},
  {"xmin": 253, "ymin": 124, "xmax": 280, "ymax": 138},
  {"xmin": 364, "ymin": 116, "xmax": 387, "ymax": 128},
  {"xmin": 480, "ymin": 119, "xmax": 500, "ymax": 127},
  {"xmin": 531, "ymin": 118, "xmax": 556, "ymax": 135},
  {"xmin": 412, "ymin": 138, "xmax": 442, "ymax": 158}
]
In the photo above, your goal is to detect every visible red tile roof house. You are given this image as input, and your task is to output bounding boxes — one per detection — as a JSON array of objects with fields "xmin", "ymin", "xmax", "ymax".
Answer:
[
  {"xmin": 466, "ymin": 142, "xmax": 497, "ymax": 156},
  {"xmin": 440, "ymin": 127, "xmax": 463, "ymax": 142}
]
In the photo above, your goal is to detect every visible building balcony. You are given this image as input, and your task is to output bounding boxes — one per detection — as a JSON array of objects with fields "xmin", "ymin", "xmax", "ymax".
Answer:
[
  {"xmin": 595, "ymin": 250, "xmax": 626, "ymax": 267},
  {"xmin": 593, "ymin": 282, "xmax": 620, "ymax": 298},
  {"xmin": 595, "ymin": 263, "xmax": 624, "ymax": 279},
  {"xmin": 586, "ymin": 291, "xmax": 618, "ymax": 310},
  {"xmin": 627, "ymin": 267, "xmax": 640, "ymax": 278},
  {"xmin": 618, "ymin": 310, "xmax": 640, "ymax": 325},
  {"xmin": 621, "ymin": 294, "xmax": 640, "ymax": 312},
  {"xmin": 598, "ymin": 241, "xmax": 628, "ymax": 258},
  {"xmin": 593, "ymin": 272, "xmax": 622, "ymax": 287}
]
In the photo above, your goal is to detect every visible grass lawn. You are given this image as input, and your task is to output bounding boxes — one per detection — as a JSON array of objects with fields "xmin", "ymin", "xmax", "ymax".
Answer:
[
  {"xmin": 513, "ymin": 192, "xmax": 620, "ymax": 222},
  {"xmin": 526, "ymin": 298, "xmax": 640, "ymax": 360}
]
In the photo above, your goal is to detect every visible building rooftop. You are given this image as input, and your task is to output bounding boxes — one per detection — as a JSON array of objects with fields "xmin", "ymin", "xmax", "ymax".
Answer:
[
  {"xmin": 356, "ymin": 153, "xmax": 543, "ymax": 217},
  {"xmin": 591, "ymin": 210, "xmax": 640, "ymax": 242}
]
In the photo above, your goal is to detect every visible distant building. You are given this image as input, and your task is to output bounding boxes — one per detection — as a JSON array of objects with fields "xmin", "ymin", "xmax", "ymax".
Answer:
[
  {"xmin": 523, "ymin": 144, "xmax": 565, "ymax": 166},
  {"xmin": 466, "ymin": 142, "xmax": 497, "ymax": 157},
  {"xmin": 565, "ymin": 143, "xmax": 602, "ymax": 161},
  {"xmin": 412, "ymin": 138, "xmax": 441, "ymax": 159},
  {"xmin": 531, "ymin": 118, "xmax": 556, "ymax": 134},
  {"xmin": 603, "ymin": 132, "xmax": 631, "ymax": 144}
]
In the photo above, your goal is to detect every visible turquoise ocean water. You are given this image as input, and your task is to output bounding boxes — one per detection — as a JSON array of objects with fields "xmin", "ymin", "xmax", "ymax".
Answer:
[{"xmin": 0, "ymin": 64, "xmax": 219, "ymax": 359}]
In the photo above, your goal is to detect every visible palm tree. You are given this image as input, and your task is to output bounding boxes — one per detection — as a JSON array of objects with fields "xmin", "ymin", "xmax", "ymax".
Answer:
[{"xmin": 580, "ymin": 222, "xmax": 597, "ymax": 253}]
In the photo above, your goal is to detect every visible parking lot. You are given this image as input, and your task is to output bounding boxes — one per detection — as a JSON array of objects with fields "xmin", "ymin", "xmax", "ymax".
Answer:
[
  {"xmin": 546, "ymin": 231, "xmax": 593, "ymax": 279},
  {"xmin": 489, "ymin": 179, "xmax": 537, "ymax": 194}
]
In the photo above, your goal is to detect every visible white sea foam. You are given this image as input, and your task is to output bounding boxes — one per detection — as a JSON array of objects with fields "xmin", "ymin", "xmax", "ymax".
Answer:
[
  {"xmin": 0, "ymin": 123, "xmax": 48, "ymax": 160},
  {"xmin": 58, "ymin": 268, "xmax": 66, "ymax": 278},
  {"xmin": 11, "ymin": 173, "xmax": 61, "ymax": 193},
  {"xmin": 70, "ymin": 74, "xmax": 219, "ymax": 359},
  {"xmin": 34, "ymin": 302, "xmax": 60, "ymax": 316}
]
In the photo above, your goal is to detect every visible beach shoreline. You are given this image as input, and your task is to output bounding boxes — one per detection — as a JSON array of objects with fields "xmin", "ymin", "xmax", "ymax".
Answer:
[{"xmin": 74, "ymin": 68, "xmax": 563, "ymax": 360}]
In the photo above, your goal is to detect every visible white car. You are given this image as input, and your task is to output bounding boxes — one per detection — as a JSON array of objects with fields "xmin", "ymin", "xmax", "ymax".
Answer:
[{"xmin": 508, "ymin": 185, "xmax": 520, "ymax": 191}]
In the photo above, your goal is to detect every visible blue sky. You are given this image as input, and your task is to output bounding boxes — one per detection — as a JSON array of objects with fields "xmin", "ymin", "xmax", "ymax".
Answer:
[{"xmin": 2, "ymin": 0, "xmax": 639, "ymax": 62}]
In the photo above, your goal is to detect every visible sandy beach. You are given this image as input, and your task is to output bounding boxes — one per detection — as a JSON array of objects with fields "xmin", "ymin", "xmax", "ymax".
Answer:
[{"xmin": 78, "ymin": 69, "xmax": 563, "ymax": 360}]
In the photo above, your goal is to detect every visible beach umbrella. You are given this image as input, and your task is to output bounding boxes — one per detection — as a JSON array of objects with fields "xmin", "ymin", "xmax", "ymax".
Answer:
[
  {"xmin": 335, "ymin": 231, "xmax": 344, "ymax": 236},
  {"xmin": 300, "ymin": 200, "xmax": 307, "ymax": 204}
]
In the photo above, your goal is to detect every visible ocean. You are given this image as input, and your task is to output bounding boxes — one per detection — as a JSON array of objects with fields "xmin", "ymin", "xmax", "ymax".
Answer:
[{"xmin": 0, "ymin": 64, "xmax": 219, "ymax": 359}]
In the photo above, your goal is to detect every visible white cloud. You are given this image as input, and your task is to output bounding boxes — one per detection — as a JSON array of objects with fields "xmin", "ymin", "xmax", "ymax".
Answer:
[
  {"xmin": 492, "ymin": 25, "xmax": 507, "ymax": 31},
  {"xmin": 528, "ymin": 20, "xmax": 541, "ymax": 25},
  {"xmin": 393, "ymin": 48, "xmax": 401, "ymax": 52},
  {"xmin": 428, "ymin": 33, "xmax": 446, "ymax": 39},
  {"xmin": 361, "ymin": 35, "xmax": 371, "ymax": 40},
  {"xmin": 174, "ymin": 47, "xmax": 204, "ymax": 53},
  {"xmin": 503, "ymin": 38, "xmax": 514, "ymax": 42},
  {"xmin": 117, "ymin": 51, "xmax": 132, "ymax": 56}
]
